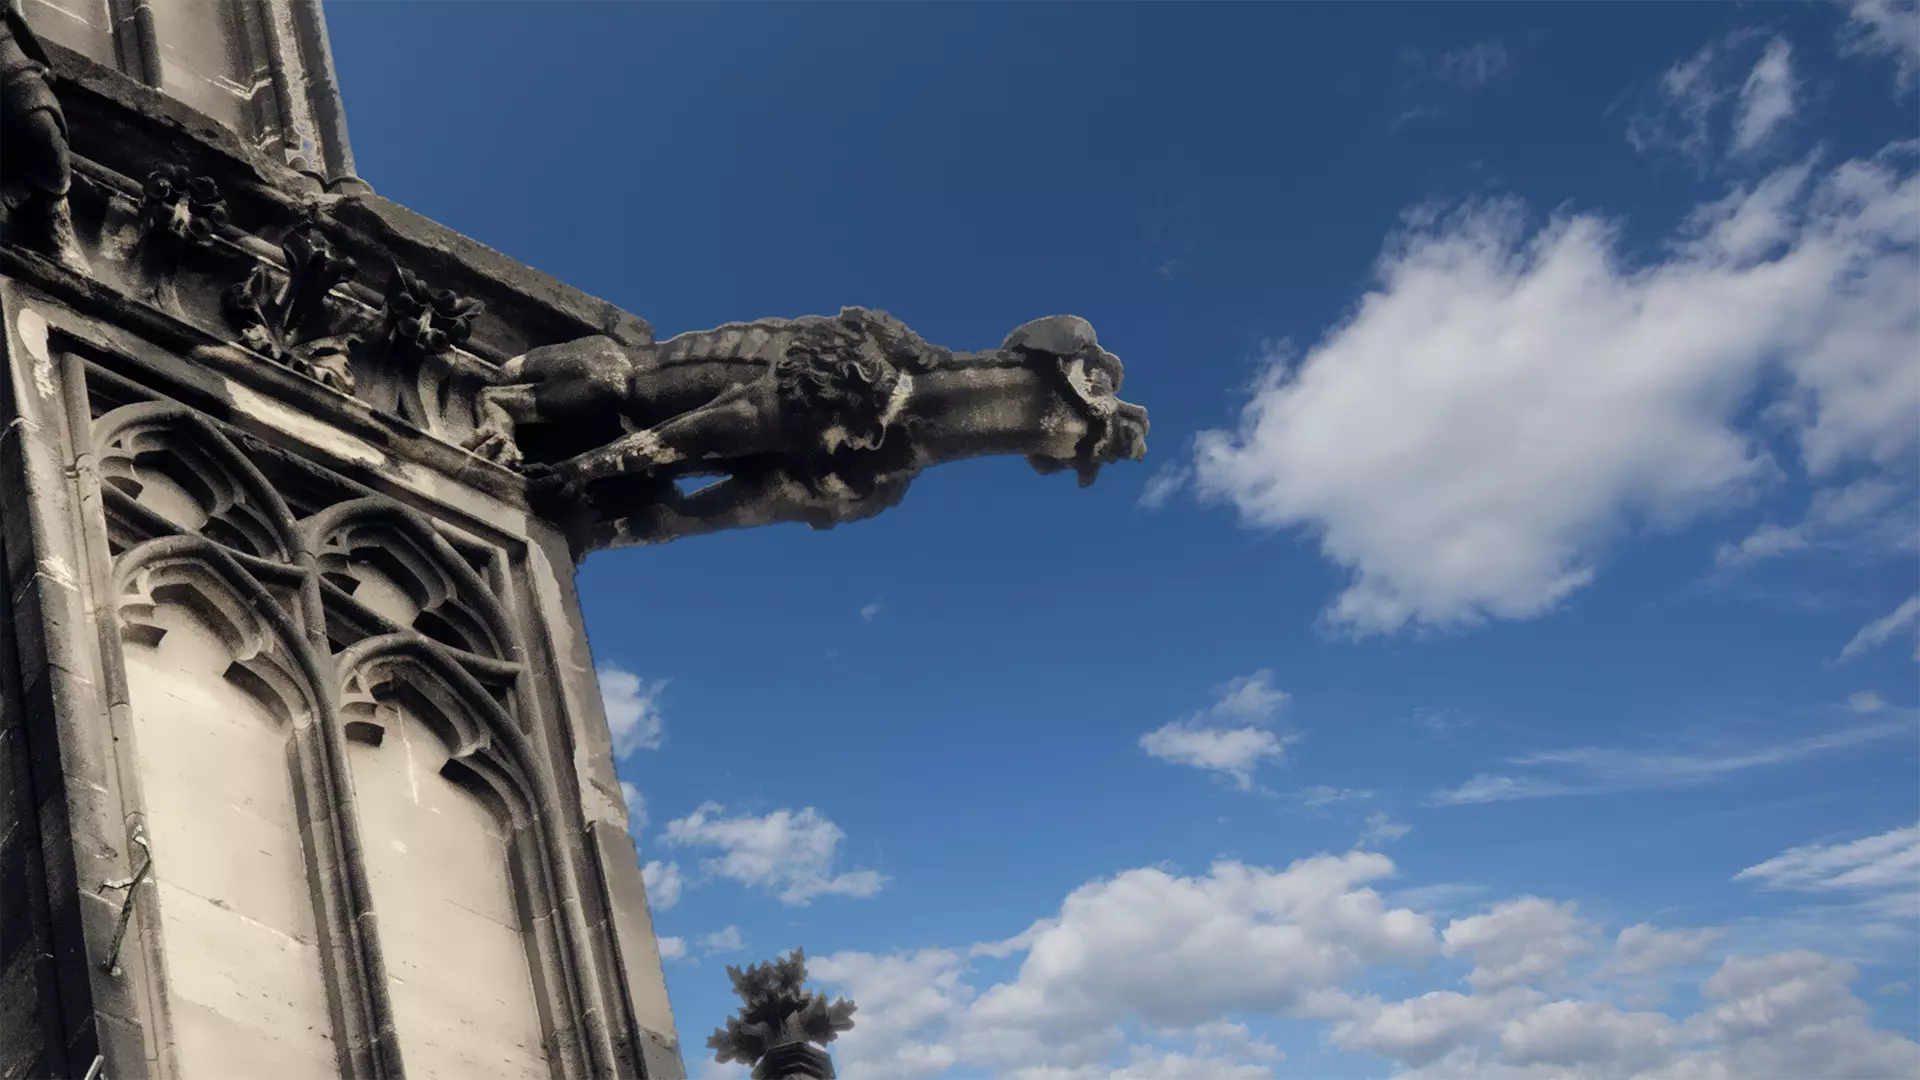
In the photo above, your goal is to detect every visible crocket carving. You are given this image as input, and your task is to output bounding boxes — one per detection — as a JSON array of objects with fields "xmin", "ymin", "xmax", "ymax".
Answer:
[{"xmin": 466, "ymin": 308, "xmax": 1148, "ymax": 547}]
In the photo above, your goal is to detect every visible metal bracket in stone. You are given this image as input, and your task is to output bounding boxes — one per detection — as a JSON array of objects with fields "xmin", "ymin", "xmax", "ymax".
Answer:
[{"xmin": 99, "ymin": 826, "xmax": 152, "ymax": 977}]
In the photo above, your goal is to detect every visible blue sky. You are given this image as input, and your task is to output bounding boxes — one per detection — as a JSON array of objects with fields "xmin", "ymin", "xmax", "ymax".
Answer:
[{"xmin": 328, "ymin": 3, "xmax": 1920, "ymax": 1077}]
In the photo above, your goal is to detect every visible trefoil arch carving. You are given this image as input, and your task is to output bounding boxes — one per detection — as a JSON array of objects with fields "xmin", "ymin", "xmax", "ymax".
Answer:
[
  {"xmin": 112, "ymin": 534, "xmax": 324, "ymax": 720},
  {"xmin": 300, "ymin": 497, "xmax": 517, "ymax": 664},
  {"xmin": 93, "ymin": 402, "xmax": 299, "ymax": 562}
]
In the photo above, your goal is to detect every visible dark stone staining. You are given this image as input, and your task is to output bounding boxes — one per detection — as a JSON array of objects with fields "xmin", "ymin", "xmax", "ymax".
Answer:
[
  {"xmin": 474, "ymin": 308, "xmax": 1150, "ymax": 550},
  {"xmin": 0, "ymin": 487, "xmax": 68, "ymax": 1080}
]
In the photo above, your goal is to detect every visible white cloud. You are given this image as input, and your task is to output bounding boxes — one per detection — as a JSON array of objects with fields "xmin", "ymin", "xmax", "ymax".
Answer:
[
  {"xmin": 1359, "ymin": 812, "xmax": 1412, "ymax": 846},
  {"xmin": 1433, "ymin": 41, "xmax": 1510, "ymax": 89},
  {"xmin": 598, "ymin": 665, "xmax": 667, "ymax": 756},
  {"xmin": 642, "ymin": 859, "xmax": 683, "ymax": 911},
  {"xmin": 1839, "ymin": 0, "xmax": 1920, "ymax": 93},
  {"xmin": 1300, "ymin": 785, "xmax": 1374, "ymax": 806},
  {"xmin": 1140, "ymin": 671, "xmax": 1293, "ymax": 788},
  {"xmin": 1839, "ymin": 594, "xmax": 1920, "ymax": 662},
  {"xmin": 1443, "ymin": 897, "xmax": 1598, "ymax": 991},
  {"xmin": 1732, "ymin": 38, "xmax": 1798, "ymax": 154},
  {"xmin": 1190, "ymin": 121, "xmax": 1918, "ymax": 636},
  {"xmin": 621, "ymin": 780, "xmax": 648, "ymax": 833},
  {"xmin": 701, "ymin": 925, "xmax": 745, "ymax": 954},
  {"xmin": 1434, "ymin": 720, "xmax": 1914, "ymax": 804},
  {"xmin": 1714, "ymin": 478, "xmax": 1909, "ymax": 572},
  {"xmin": 1139, "ymin": 725, "xmax": 1285, "ymax": 790},
  {"xmin": 1625, "ymin": 34, "xmax": 1746, "ymax": 163},
  {"xmin": 861, "ymin": 601, "xmax": 881, "ymax": 622},
  {"xmin": 1108, "ymin": 1048, "xmax": 1277, "ymax": 1079},
  {"xmin": 1849, "ymin": 690, "xmax": 1889, "ymax": 713},
  {"xmin": 1602, "ymin": 923, "xmax": 1724, "ymax": 978},
  {"xmin": 1138, "ymin": 461, "xmax": 1191, "ymax": 509},
  {"xmin": 808, "ymin": 949, "xmax": 971, "ymax": 1079},
  {"xmin": 658, "ymin": 935, "xmax": 687, "ymax": 962},
  {"xmin": 802, "ymin": 850, "xmax": 1919, "ymax": 1078},
  {"xmin": 950, "ymin": 854, "xmax": 1434, "ymax": 1070},
  {"xmin": 1735, "ymin": 822, "xmax": 1920, "ymax": 894},
  {"xmin": 1211, "ymin": 670, "xmax": 1290, "ymax": 719},
  {"xmin": 661, "ymin": 802, "xmax": 886, "ymax": 905}
]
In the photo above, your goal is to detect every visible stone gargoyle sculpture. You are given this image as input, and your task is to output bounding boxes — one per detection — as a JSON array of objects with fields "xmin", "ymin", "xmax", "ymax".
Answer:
[
  {"xmin": 466, "ymin": 307, "xmax": 1148, "ymax": 548},
  {"xmin": 0, "ymin": 0, "xmax": 89, "ymax": 273}
]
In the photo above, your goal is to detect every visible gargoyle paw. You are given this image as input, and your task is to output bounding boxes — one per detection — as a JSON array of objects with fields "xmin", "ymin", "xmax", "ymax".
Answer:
[{"xmin": 467, "ymin": 431, "xmax": 523, "ymax": 467}]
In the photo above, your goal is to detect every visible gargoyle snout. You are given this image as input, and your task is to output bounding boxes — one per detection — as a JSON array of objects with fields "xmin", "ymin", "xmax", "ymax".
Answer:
[{"xmin": 167, "ymin": 198, "xmax": 193, "ymax": 239}]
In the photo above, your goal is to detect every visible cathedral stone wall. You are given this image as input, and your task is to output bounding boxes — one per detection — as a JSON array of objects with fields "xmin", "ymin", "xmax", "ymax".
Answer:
[{"xmin": 0, "ymin": 277, "xmax": 685, "ymax": 1078}]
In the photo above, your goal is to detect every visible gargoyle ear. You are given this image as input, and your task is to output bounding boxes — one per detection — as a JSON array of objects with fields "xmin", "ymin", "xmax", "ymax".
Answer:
[{"xmin": 1001, "ymin": 315, "xmax": 1098, "ymax": 358}]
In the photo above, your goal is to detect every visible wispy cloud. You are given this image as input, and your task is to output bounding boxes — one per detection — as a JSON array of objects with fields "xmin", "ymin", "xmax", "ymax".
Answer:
[
  {"xmin": 701, "ymin": 925, "xmax": 747, "ymax": 955},
  {"xmin": 1431, "ymin": 41, "xmax": 1511, "ymax": 90},
  {"xmin": 1433, "ymin": 720, "xmax": 1914, "ymax": 804},
  {"xmin": 1138, "ymin": 461, "xmax": 1192, "ymax": 510},
  {"xmin": 1838, "ymin": 594, "xmax": 1920, "ymax": 663},
  {"xmin": 1733, "ymin": 823, "xmax": 1920, "ymax": 949},
  {"xmin": 1358, "ymin": 812, "xmax": 1411, "ymax": 847},
  {"xmin": 1849, "ymin": 691, "xmax": 1889, "ymax": 714},
  {"xmin": 1838, "ymin": 0, "xmax": 1920, "ymax": 94},
  {"xmin": 1392, "ymin": 41, "xmax": 1511, "ymax": 130},
  {"xmin": 1620, "ymin": 30, "xmax": 1810, "ymax": 167},
  {"xmin": 1736, "ymin": 823, "xmax": 1920, "ymax": 895},
  {"xmin": 1714, "ymin": 480, "xmax": 1911, "ymax": 575},
  {"xmin": 861, "ymin": 601, "xmax": 882, "ymax": 622},
  {"xmin": 1732, "ymin": 37, "xmax": 1798, "ymax": 154},
  {"xmin": 1300, "ymin": 785, "xmax": 1374, "ymax": 807},
  {"xmin": 1141, "ymin": 671, "xmax": 1294, "ymax": 789}
]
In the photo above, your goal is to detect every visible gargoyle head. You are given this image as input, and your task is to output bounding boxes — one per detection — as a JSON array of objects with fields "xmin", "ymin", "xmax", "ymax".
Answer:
[{"xmin": 1001, "ymin": 315, "xmax": 1150, "ymax": 485}]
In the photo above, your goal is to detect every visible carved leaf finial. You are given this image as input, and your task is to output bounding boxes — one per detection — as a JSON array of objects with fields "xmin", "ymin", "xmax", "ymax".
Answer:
[
  {"xmin": 218, "ymin": 220, "xmax": 362, "ymax": 392},
  {"xmin": 140, "ymin": 165, "xmax": 230, "ymax": 248},
  {"xmin": 382, "ymin": 260, "xmax": 484, "ymax": 356},
  {"xmin": 708, "ymin": 948, "xmax": 856, "ymax": 1077}
]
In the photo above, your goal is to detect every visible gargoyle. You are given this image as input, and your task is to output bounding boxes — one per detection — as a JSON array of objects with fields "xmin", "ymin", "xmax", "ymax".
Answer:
[
  {"xmin": 0, "ymin": 0, "xmax": 88, "ymax": 273},
  {"xmin": 466, "ymin": 307, "xmax": 1148, "ymax": 547}
]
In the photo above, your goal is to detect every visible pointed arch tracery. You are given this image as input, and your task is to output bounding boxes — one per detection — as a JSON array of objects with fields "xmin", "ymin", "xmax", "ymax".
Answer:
[
  {"xmin": 301, "ymin": 498, "xmax": 517, "ymax": 665},
  {"xmin": 93, "ymin": 402, "xmax": 299, "ymax": 562},
  {"xmin": 336, "ymin": 632, "xmax": 595, "ymax": 1078},
  {"xmin": 112, "ymin": 535, "xmax": 324, "ymax": 721},
  {"xmin": 108, "ymin": 534, "xmax": 346, "ymax": 1076}
]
